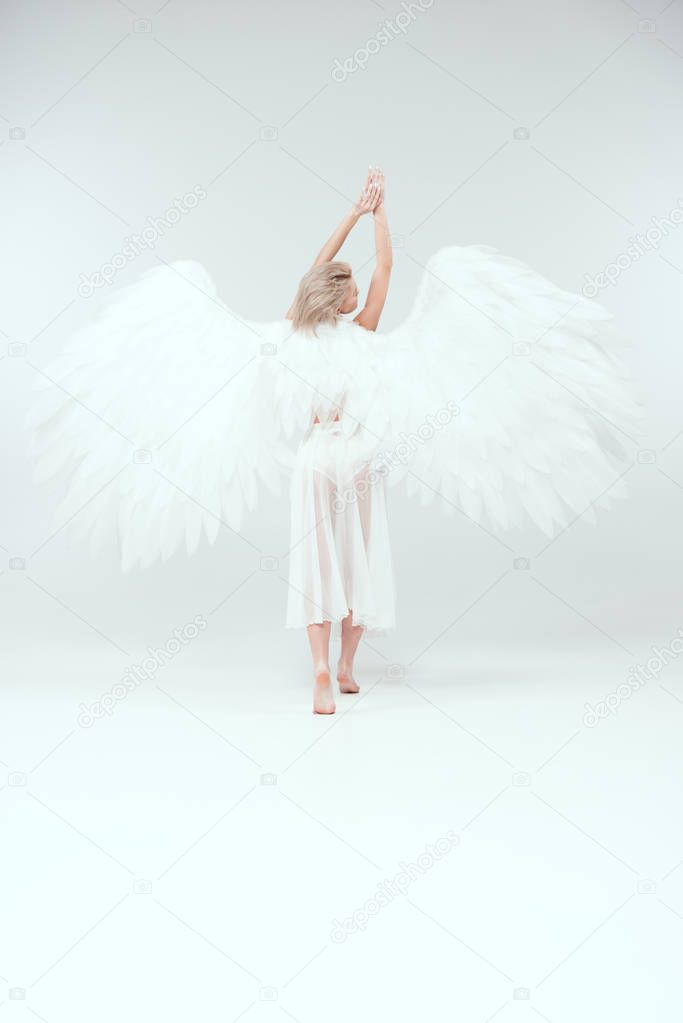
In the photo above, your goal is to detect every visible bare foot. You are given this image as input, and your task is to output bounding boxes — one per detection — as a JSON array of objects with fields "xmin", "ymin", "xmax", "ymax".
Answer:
[
  {"xmin": 313, "ymin": 669, "xmax": 336, "ymax": 714},
  {"xmin": 337, "ymin": 662, "xmax": 360, "ymax": 694}
]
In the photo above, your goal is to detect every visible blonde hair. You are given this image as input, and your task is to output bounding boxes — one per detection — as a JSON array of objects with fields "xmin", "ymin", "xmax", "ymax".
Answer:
[{"xmin": 290, "ymin": 261, "xmax": 352, "ymax": 335}]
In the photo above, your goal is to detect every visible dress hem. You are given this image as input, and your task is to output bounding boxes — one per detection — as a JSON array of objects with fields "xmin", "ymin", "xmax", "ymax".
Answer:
[{"xmin": 285, "ymin": 612, "xmax": 395, "ymax": 636}]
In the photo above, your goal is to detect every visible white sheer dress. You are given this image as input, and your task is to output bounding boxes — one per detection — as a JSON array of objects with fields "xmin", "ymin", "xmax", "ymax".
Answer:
[
  {"xmin": 285, "ymin": 407, "xmax": 396, "ymax": 634},
  {"xmin": 281, "ymin": 321, "xmax": 396, "ymax": 633}
]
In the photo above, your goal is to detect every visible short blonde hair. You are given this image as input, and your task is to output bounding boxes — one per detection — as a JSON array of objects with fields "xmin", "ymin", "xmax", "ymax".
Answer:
[{"xmin": 290, "ymin": 261, "xmax": 352, "ymax": 335}]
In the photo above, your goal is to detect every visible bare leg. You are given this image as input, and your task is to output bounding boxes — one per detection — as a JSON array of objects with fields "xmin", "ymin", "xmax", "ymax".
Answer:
[
  {"xmin": 338, "ymin": 611, "xmax": 363, "ymax": 694},
  {"xmin": 307, "ymin": 622, "xmax": 335, "ymax": 714}
]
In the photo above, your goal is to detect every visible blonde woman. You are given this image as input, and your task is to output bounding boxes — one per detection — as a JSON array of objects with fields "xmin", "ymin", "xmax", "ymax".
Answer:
[
  {"xmin": 285, "ymin": 168, "xmax": 392, "ymax": 715},
  {"xmin": 32, "ymin": 169, "xmax": 637, "ymax": 717}
]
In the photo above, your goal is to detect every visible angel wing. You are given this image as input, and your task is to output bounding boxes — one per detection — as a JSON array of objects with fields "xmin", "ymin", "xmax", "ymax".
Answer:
[
  {"xmin": 28, "ymin": 261, "xmax": 294, "ymax": 570},
  {"xmin": 29, "ymin": 245, "xmax": 638, "ymax": 570},
  {"xmin": 369, "ymin": 246, "xmax": 639, "ymax": 535}
]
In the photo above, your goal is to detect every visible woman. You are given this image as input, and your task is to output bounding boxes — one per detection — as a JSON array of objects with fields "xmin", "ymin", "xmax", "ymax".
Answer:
[
  {"xmin": 30, "ymin": 169, "xmax": 638, "ymax": 718},
  {"xmin": 284, "ymin": 168, "xmax": 393, "ymax": 714}
]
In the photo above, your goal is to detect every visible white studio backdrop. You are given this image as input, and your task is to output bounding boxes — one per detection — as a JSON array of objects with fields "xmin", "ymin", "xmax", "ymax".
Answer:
[
  {"xmin": 2, "ymin": 3, "xmax": 683, "ymax": 1021},
  {"xmin": 2, "ymin": 0, "xmax": 682, "ymax": 659}
]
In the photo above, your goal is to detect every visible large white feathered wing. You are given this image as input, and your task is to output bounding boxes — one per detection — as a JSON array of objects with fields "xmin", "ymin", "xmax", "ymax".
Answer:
[
  {"xmin": 28, "ymin": 262, "xmax": 290, "ymax": 569},
  {"xmin": 372, "ymin": 246, "xmax": 639, "ymax": 535}
]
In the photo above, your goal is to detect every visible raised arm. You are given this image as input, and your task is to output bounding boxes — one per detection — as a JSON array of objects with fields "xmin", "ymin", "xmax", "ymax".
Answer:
[
  {"xmin": 286, "ymin": 168, "xmax": 381, "ymax": 319},
  {"xmin": 354, "ymin": 171, "xmax": 392, "ymax": 332}
]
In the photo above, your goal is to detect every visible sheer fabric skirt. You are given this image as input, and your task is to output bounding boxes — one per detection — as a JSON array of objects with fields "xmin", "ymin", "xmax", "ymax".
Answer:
[{"xmin": 286, "ymin": 421, "xmax": 395, "ymax": 633}]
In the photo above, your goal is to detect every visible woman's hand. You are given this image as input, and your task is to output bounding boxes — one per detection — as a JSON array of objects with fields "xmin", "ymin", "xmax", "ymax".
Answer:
[
  {"xmin": 372, "ymin": 168, "xmax": 385, "ymax": 212},
  {"xmin": 354, "ymin": 167, "xmax": 384, "ymax": 215}
]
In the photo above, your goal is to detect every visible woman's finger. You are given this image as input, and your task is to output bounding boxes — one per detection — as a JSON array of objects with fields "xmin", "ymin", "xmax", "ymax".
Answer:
[
  {"xmin": 371, "ymin": 171, "xmax": 382, "ymax": 207},
  {"xmin": 357, "ymin": 166, "xmax": 383, "ymax": 211}
]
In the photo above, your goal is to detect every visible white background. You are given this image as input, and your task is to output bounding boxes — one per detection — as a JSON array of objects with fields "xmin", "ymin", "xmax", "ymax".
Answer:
[{"xmin": 2, "ymin": 1, "xmax": 683, "ymax": 1020}]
